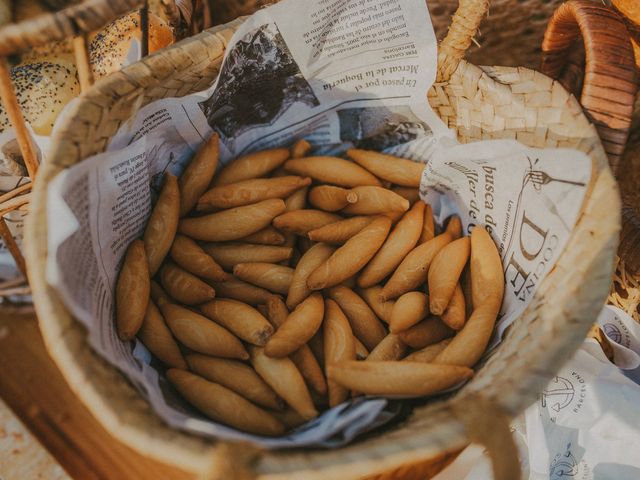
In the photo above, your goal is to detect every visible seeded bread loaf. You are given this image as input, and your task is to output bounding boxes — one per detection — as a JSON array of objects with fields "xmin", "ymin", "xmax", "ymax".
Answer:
[{"xmin": 0, "ymin": 59, "xmax": 79, "ymax": 135}]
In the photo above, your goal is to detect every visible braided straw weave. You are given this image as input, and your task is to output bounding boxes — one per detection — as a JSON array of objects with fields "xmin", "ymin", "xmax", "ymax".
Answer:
[{"xmin": 25, "ymin": 0, "xmax": 619, "ymax": 478}]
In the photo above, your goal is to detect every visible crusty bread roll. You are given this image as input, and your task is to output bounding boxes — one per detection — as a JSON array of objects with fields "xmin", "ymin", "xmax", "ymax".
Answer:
[
  {"xmin": 20, "ymin": 11, "xmax": 174, "ymax": 79},
  {"xmin": 20, "ymin": 40, "xmax": 74, "ymax": 65},
  {"xmin": 6, "ymin": 9, "xmax": 172, "ymax": 137},
  {"xmin": 89, "ymin": 11, "xmax": 174, "ymax": 79},
  {"xmin": 0, "ymin": 59, "xmax": 79, "ymax": 136}
]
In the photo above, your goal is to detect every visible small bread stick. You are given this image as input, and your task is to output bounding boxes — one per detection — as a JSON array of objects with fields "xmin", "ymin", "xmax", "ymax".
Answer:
[
  {"xmin": 179, "ymin": 199, "xmax": 286, "ymax": 241},
  {"xmin": 159, "ymin": 262, "xmax": 216, "ymax": 305},
  {"xmin": 144, "ymin": 173, "xmax": 180, "ymax": 275},
  {"xmin": 179, "ymin": 133, "xmax": 219, "ymax": 215},
  {"xmin": 283, "ymin": 156, "xmax": 381, "ymax": 187},
  {"xmin": 115, "ymin": 240, "xmax": 150, "ymax": 341},
  {"xmin": 346, "ymin": 149, "xmax": 425, "ymax": 187},
  {"xmin": 167, "ymin": 369, "xmax": 284, "ymax": 436},
  {"xmin": 200, "ymin": 298, "xmax": 274, "ymax": 346},
  {"xmin": 212, "ymin": 148, "xmax": 289, "ymax": 186},
  {"xmin": 428, "ymin": 237, "xmax": 470, "ymax": 315}
]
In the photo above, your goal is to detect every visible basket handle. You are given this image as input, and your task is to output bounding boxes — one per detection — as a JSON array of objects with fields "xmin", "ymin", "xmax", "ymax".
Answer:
[
  {"xmin": 437, "ymin": 0, "xmax": 490, "ymax": 82},
  {"xmin": 451, "ymin": 394, "xmax": 522, "ymax": 480},
  {"xmin": 540, "ymin": 0, "xmax": 639, "ymax": 174}
]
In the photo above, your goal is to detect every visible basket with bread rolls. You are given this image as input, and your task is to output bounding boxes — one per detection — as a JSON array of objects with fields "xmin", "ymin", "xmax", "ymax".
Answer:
[
  {"xmin": 0, "ymin": 0, "xmax": 206, "ymax": 300},
  {"xmin": 26, "ymin": 0, "xmax": 622, "ymax": 478}
]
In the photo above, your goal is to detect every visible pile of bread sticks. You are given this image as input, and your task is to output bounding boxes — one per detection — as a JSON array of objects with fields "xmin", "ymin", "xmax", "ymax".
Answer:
[{"xmin": 115, "ymin": 134, "xmax": 505, "ymax": 436}]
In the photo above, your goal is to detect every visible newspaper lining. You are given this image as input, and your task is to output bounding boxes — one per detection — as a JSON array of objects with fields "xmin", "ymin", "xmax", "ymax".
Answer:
[
  {"xmin": 432, "ymin": 306, "xmax": 640, "ymax": 480},
  {"xmin": 46, "ymin": 0, "xmax": 593, "ymax": 447}
]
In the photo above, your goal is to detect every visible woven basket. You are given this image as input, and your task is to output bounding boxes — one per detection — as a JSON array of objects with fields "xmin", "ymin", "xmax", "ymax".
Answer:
[
  {"xmin": 540, "ymin": 0, "xmax": 640, "ymax": 322},
  {"xmin": 25, "ymin": 0, "xmax": 620, "ymax": 478}
]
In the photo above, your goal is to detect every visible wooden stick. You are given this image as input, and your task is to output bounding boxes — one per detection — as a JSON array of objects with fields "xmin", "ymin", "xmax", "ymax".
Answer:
[
  {"xmin": 0, "ymin": 276, "xmax": 28, "ymax": 290},
  {"xmin": 0, "ymin": 57, "xmax": 38, "ymax": 180},
  {"xmin": 0, "ymin": 183, "xmax": 31, "ymax": 205},
  {"xmin": 0, "ymin": 194, "xmax": 31, "ymax": 217},
  {"xmin": 140, "ymin": 2, "xmax": 149, "ymax": 58},
  {"xmin": 0, "ymin": 285, "xmax": 31, "ymax": 297},
  {"xmin": 0, "ymin": 216, "xmax": 26, "ymax": 277},
  {"xmin": 73, "ymin": 35, "xmax": 94, "ymax": 92}
]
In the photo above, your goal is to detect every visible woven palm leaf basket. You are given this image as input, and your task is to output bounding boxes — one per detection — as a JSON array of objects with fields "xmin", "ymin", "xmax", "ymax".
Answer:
[{"xmin": 25, "ymin": 0, "xmax": 620, "ymax": 478}]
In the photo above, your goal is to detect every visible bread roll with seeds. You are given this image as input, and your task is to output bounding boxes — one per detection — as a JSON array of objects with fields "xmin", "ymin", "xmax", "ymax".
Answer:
[
  {"xmin": 89, "ymin": 12, "xmax": 174, "ymax": 79},
  {"xmin": 0, "ymin": 60, "xmax": 79, "ymax": 136}
]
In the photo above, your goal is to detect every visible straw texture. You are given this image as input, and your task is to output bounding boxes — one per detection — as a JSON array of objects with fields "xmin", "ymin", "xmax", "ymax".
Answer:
[{"xmin": 26, "ymin": 2, "xmax": 619, "ymax": 479}]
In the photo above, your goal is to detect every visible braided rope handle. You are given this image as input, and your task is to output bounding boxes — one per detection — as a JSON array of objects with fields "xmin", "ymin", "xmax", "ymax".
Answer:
[
  {"xmin": 451, "ymin": 395, "xmax": 522, "ymax": 480},
  {"xmin": 437, "ymin": 0, "xmax": 489, "ymax": 82},
  {"xmin": 540, "ymin": 0, "xmax": 639, "ymax": 173}
]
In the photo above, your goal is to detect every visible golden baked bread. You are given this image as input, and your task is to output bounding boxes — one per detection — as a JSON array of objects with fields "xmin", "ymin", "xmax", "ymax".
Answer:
[
  {"xmin": 20, "ymin": 11, "xmax": 174, "ymax": 79},
  {"xmin": 5, "ymin": 8, "xmax": 172, "ymax": 137},
  {"xmin": 0, "ymin": 59, "xmax": 80, "ymax": 136},
  {"xmin": 19, "ymin": 40, "xmax": 74, "ymax": 65},
  {"xmin": 89, "ymin": 11, "xmax": 174, "ymax": 79}
]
